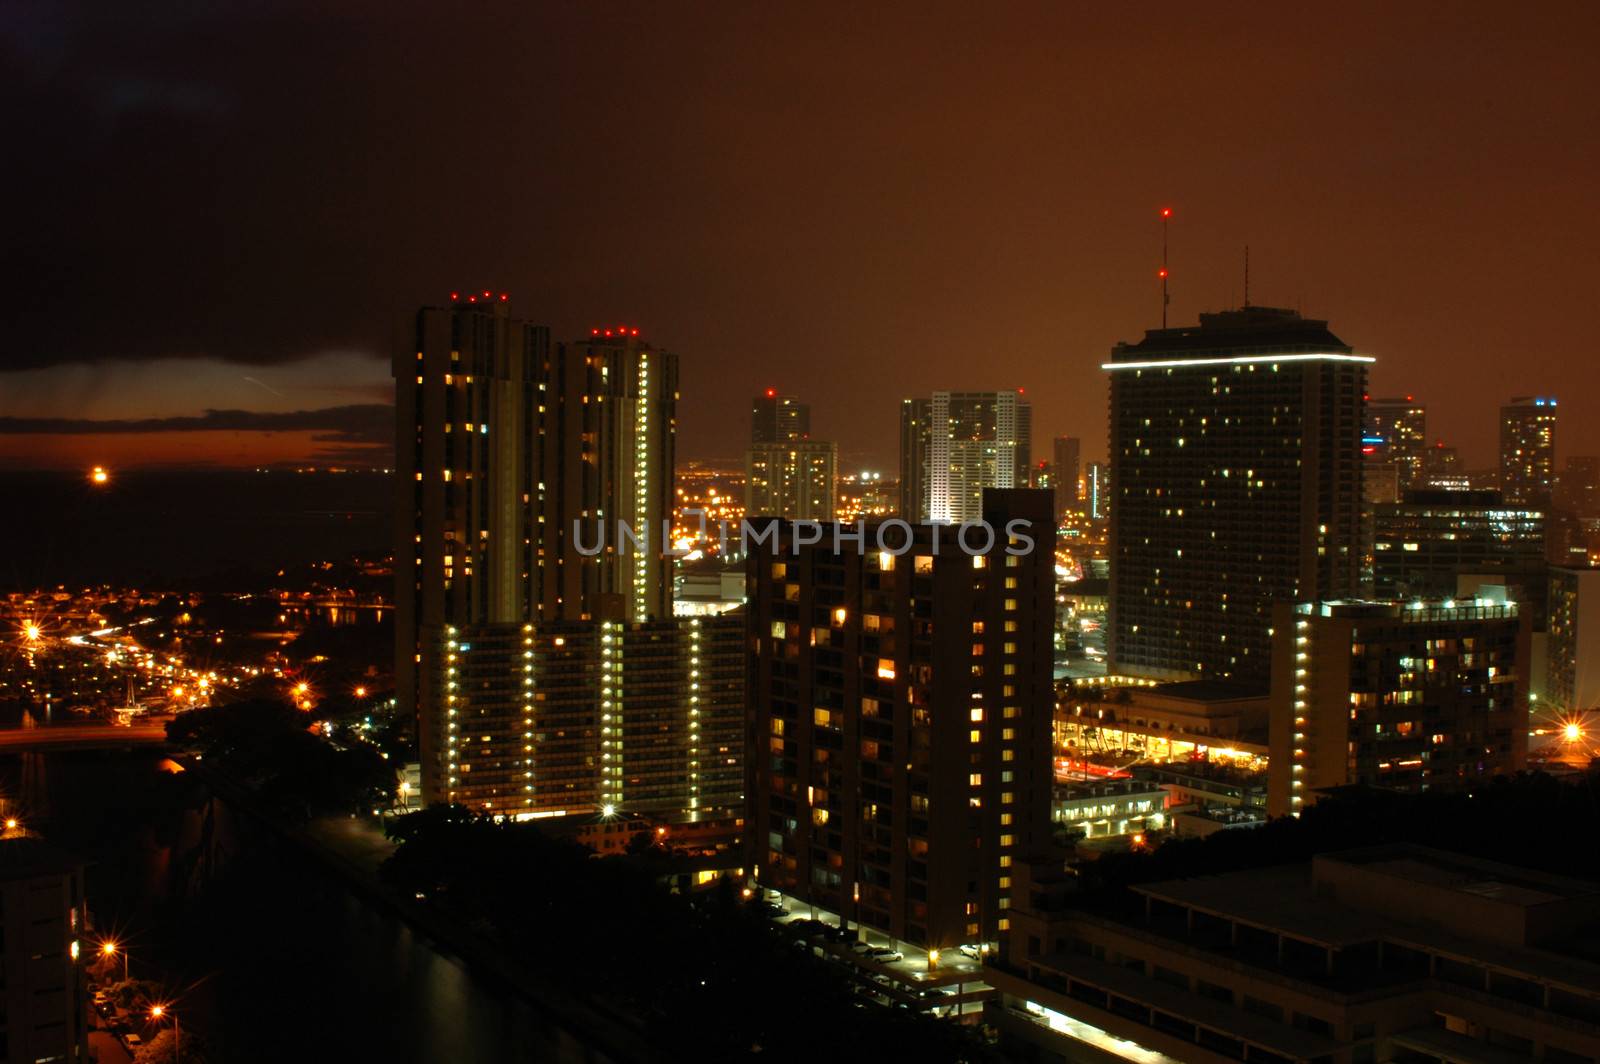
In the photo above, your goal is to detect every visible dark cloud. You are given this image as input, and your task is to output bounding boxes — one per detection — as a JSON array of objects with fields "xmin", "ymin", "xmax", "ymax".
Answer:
[{"xmin": 0, "ymin": 404, "xmax": 390, "ymax": 445}]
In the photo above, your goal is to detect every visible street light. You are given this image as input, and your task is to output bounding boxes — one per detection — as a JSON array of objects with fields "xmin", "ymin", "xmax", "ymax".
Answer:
[
  {"xmin": 150, "ymin": 1004, "xmax": 179, "ymax": 1061},
  {"xmin": 101, "ymin": 940, "xmax": 128, "ymax": 981}
]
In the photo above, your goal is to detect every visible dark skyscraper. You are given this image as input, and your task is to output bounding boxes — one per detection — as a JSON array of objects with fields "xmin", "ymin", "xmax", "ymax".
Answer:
[
  {"xmin": 1363, "ymin": 395, "xmax": 1426, "ymax": 502},
  {"xmin": 750, "ymin": 389, "xmax": 810, "ymax": 444},
  {"xmin": 1500, "ymin": 396, "xmax": 1558, "ymax": 506},
  {"xmin": 746, "ymin": 491, "xmax": 1056, "ymax": 951},
  {"xmin": 1052, "ymin": 435, "xmax": 1080, "ymax": 516},
  {"xmin": 1106, "ymin": 306, "xmax": 1367, "ymax": 683},
  {"xmin": 395, "ymin": 297, "xmax": 680, "ymax": 805},
  {"xmin": 1373, "ymin": 489, "xmax": 1545, "ymax": 605}
]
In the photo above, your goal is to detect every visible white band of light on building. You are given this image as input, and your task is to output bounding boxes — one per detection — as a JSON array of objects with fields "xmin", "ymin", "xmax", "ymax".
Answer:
[{"xmin": 1101, "ymin": 352, "xmax": 1376, "ymax": 371}]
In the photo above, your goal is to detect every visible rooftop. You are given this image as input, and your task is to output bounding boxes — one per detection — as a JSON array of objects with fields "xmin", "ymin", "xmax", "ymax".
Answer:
[{"xmin": 1110, "ymin": 306, "xmax": 1352, "ymax": 362}]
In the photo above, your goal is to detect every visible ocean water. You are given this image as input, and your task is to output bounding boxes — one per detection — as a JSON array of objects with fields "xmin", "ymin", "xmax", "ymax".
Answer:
[{"xmin": 0, "ymin": 470, "xmax": 392, "ymax": 589}]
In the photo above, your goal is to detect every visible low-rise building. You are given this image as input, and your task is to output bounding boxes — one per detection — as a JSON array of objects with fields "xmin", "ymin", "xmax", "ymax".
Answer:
[
  {"xmin": 1053, "ymin": 778, "xmax": 1168, "ymax": 841},
  {"xmin": 1057, "ymin": 680, "xmax": 1270, "ymax": 773},
  {"xmin": 989, "ymin": 845, "xmax": 1600, "ymax": 1064}
]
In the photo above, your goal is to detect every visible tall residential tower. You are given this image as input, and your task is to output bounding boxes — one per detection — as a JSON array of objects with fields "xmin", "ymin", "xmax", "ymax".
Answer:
[
  {"xmin": 744, "ymin": 390, "xmax": 837, "ymax": 521},
  {"xmin": 899, "ymin": 390, "xmax": 1032, "ymax": 523},
  {"xmin": 1106, "ymin": 306, "xmax": 1367, "ymax": 683},
  {"xmin": 1500, "ymin": 396, "xmax": 1558, "ymax": 507},
  {"xmin": 395, "ymin": 297, "xmax": 685, "ymax": 806}
]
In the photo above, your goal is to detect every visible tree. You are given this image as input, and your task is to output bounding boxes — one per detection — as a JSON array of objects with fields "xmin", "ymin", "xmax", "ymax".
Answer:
[
  {"xmin": 134, "ymin": 1027, "xmax": 208, "ymax": 1064},
  {"xmin": 105, "ymin": 978, "xmax": 163, "ymax": 1010}
]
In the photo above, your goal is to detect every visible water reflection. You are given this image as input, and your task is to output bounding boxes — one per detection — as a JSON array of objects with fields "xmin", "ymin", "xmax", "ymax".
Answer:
[{"xmin": 11, "ymin": 751, "xmax": 606, "ymax": 1064}]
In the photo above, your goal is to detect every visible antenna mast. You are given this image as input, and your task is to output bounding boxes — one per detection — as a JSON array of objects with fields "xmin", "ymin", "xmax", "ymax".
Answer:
[
  {"xmin": 1244, "ymin": 245, "xmax": 1250, "ymax": 308},
  {"xmin": 1159, "ymin": 207, "xmax": 1173, "ymax": 327}
]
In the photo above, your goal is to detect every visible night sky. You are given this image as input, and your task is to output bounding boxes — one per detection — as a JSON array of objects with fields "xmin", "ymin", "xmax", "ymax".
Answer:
[{"xmin": 4, "ymin": 2, "xmax": 1598, "ymax": 471}]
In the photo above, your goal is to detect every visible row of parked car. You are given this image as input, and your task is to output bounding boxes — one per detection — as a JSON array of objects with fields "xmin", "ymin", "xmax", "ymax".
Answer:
[
  {"xmin": 91, "ymin": 988, "xmax": 144, "ymax": 1051},
  {"xmin": 778, "ymin": 912, "xmax": 989, "ymax": 964}
]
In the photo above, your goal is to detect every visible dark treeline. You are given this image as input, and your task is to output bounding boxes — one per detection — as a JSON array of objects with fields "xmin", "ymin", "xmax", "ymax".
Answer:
[{"xmin": 380, "ymin": 806, "xmax": 1000, "ymax": 1063}]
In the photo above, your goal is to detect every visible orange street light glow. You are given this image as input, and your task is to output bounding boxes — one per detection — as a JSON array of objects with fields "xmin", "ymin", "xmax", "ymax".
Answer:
[
  {"xmin": 1565, "ymin": 722, "xmax": 1583, "ymax": 742},
  {"xmin": 90, "ymin": 466, "xmax": 110, "ymax": 485}
]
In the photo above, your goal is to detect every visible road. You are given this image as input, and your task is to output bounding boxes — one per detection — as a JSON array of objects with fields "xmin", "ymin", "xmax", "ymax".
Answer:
[
  {"xmin": 0, "ymin": 722, "xmax": 167, "ymax": 750},
  {"xmin": 89, "ymin": 1029, "xmax": 133, "ymax": 1064}
]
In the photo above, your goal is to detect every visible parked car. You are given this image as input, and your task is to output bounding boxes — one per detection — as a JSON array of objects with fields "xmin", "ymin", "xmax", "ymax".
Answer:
[
  {"xmin": 124, "ymin": 1033, "xmax": 143, "ymax": 1049},
  {"xmin": 866, "ymin": 946, "xmax": 904, "ymax": 962},
  {"xmin": 850, "ymin": 941, "xmax": 874, "ymax": 954},
  {"xmin": 958, "ymin": 943, "xmax": 983, "ymax": 960},
  {"xmin": 789, "ymin": 918, "xmax": 830, "ymax": 938}
]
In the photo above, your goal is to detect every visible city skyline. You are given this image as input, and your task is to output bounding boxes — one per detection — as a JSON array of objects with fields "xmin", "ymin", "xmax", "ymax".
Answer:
[
  {"xmin": 6, "ymin": 4, "xmax": 1600, "ymax": 471},
  {"xmin": 8, "ymin": 7, "xmax": 1600, "ymax": 1064}
]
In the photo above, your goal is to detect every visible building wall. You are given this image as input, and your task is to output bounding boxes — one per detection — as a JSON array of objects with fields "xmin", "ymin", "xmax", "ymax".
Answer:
[
  {"xmin": 396, "ymin": 298, "xmax": 679, "ymax": 804},
  {"xmin": 1269, "ymin": 601, "xmax": 1528, "ymax": 818},
  {"xmin": 1545, "ymin": 566, "xmax": 1600, "ymax": 711},
  {"xmin": 1372, "ymin": 491, "xmax": 1544, "ymax": 603},
  {"xmin": 1107, "ymin": 314, "xmax": 1366, "ymax": 684},
  {"xmin": 0, "ymin": 850, "xmax": 87, "ymax": 1064},
  {"xmin": 745, "ymin": 440, "xmax": 838, "ymax": 522},
  {"xmin": 1500, "ymin": 396, "xmax": 1558, "ymax": 507},
  {"xmin": 1053, "ymin": 436, "xmax": 1081, "ymax": 518},
  {"xmin": 992, "ymin": 852, "xmax": 1600, "ymax": 1064},
  {"xmin": 898, "ymin": 392, "xmax": 1032, "ymax": 524},
  {"xmin": 746, "ymin": 490, "xmax": 1056, "ymax": 949},
  {"xmin": 439, "ymin": 614, "xmax": 742, "ymax": 820}
]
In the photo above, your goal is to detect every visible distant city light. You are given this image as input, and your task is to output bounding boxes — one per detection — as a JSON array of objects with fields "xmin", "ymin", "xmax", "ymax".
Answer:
[{"xmin": 90, "ymin": 465, "xmax": 110, "ymax": 485}]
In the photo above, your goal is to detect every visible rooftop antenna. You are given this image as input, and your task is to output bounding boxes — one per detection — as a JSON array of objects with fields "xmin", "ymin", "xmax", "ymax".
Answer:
[
  {"xmin": 1159, "ymin": 206, "xmax": 1173, "ymax": 327},
  {"xmin": 1243, "ymin": 245, "xmax": 1250, "ymax": 308}
]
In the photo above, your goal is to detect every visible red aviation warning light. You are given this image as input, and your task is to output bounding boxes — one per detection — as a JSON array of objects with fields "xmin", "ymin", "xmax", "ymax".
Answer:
[{"xmin": 1158, "ymin": 206, "xmax": 1173, "ymax": 326}]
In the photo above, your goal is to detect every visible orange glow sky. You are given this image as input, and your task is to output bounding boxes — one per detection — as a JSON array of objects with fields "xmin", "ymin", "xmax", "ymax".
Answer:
[{"xmin": 0, "ymin": 430, "xmax": 376, "ymax": 471}]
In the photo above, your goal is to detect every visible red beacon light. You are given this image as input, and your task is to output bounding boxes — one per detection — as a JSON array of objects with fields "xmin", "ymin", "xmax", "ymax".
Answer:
[
  {"xmin": 499, "ymin": 293, "xmax": 508, "ymax": 302},
  {"xmin": 450, "ymin": 292, "xmax": 459, "ymax": 301},
  {"xmin": 1157, "ymin": 268, "xmax": 1168, "ymax": 279},
  {"xmin": 765, "ymin": 388, "xmax": 776, "ymax": 398},
  {"xmin": 630, "ymin": 328, "xmax": 639, "ymax": 336},
  {"xmin": 1160, "ymin": 207, "xmax": 1173, "ymax": 218}
]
